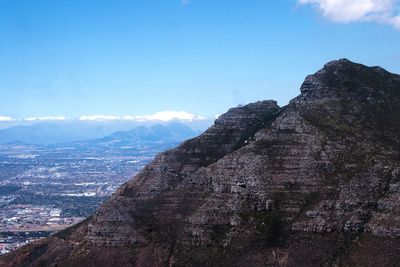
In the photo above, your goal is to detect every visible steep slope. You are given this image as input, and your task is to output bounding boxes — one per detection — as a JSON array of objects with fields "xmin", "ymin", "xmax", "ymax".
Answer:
[{"xmin": 2, "ymin": 59, "xmax": 400, "ymax": 267}]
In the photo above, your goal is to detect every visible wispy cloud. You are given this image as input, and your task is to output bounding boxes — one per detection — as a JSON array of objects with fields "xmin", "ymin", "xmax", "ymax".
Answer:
[
  {"xmin": 79, "ymin": 111, "xmax": 206, "ymax": 122},
  {"xmin": 299, "ymin": 0, "xmax": 400, "ymax": 28},
  {"xmin": 181, "ymin": 0, "xmax": 191, "ymax": 6},
  {"xmin": 0, "ymin": 116, "xmax": 15, "ymax": 122},
  {"xmin": 123, "ymin": 111, "xmax": 205, "ymax": 122},
  {"xmin": 25, "ymin": 116, "xmax": 67, "ymax": 122},
  {"xmin": 79, "ymin": 115, "xmax": 120, "ymax": 121}
]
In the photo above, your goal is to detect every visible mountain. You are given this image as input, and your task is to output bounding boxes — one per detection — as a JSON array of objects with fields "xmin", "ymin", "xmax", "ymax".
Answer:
[
  {"xmin": 2, "ymin": 59, "xmax": 400, "ymax": 266},
  {"xmin": 54, "ymin": 123, "xmax": 200, "ymax": 153},
  {"xmin": 95, "ymin": 123, "xmax": 199, "ymax": 146},
  {"xmin": 0, "ymin": 122, "xmax": 119, "ymax": 145},
  {"xmin": 0, "ymin": 122, "xmax": 201, "ymax": 146}
]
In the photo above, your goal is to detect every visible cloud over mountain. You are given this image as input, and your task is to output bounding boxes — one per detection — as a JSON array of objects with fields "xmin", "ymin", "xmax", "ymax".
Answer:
[
  {"xmin": 79, "ymin": 111, "xmax": 206, "ymax": 122},
  {"xmin": 123, "ymin": 111, "xmax": 205, "ymax": 122},
  {"xmin": 24, "ymin": 116, "xmax": 67, "ymax": 122},
  {"xmin": 79, "ymin": 115, "xmax": 120, "ymax": 122},
  {"xmin": 0, "ymin": 116, "xmax": 14, "ymax": 122}
]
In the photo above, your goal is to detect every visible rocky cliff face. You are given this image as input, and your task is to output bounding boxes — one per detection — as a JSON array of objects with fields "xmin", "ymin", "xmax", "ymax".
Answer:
[{"xmin": 2, "ymin": 59, "xmax": 400, "ymax": 267}]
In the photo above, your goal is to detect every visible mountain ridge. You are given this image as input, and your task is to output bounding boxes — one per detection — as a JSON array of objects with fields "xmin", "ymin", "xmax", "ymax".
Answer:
[
  {"xmin": 2, "ymin": 59, "xmax": 400, "ymax": 266},
  {"xmin": 0, "ymin": 121, "xmax": 206, "ymax": 146}
]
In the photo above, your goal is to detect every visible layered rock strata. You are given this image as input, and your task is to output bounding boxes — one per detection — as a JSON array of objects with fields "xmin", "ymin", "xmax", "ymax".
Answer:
[{"xmin": 2, "ymin": 59, "xmax": 400, "ymax": 267}]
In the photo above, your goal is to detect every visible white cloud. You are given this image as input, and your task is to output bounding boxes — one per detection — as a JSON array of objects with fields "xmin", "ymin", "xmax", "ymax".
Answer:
[
  {"xmin": 79, "ymin": 115, "xmax": 120, "ymax": 121},
  {"xmin": 0, "ymin": 116, "xmax": 15, "ymax": 122},
  {"xmin": 299, "ymin": 0, "xmax": 400, "ymax": 28},
  {"xmin": 24, "ymin": 116, "xmax": 66, "ymax": 122},
  {"xmin": 79, "ymin": 111, "xmax": 206, "ymax": 122},
  {"xmin": 1, "ymin": 112, "xmax": 207, "ymax": 123},
  {"xmin": 123, "ymin": 111, "xmax": 206, "ymax": 122}
]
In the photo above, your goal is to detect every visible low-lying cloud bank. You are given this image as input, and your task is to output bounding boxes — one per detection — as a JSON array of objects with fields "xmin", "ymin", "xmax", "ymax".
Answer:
[
  {"xmin": 24, "ymin": 116, "xmax": 67, "ymax": 122},
  {"xmin": 0, "ymin": 116, "xmax": 14, "ymax": 122},
  {"xmin": 1, "ymin": 111, "xmax": 208, "ymax": 123},
  {"xmin": 80, "ymin": 111, "xmax": 206, "ymax": 122}
]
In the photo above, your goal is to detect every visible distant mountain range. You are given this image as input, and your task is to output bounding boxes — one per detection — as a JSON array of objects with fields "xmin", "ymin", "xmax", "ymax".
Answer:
[
  {"xmin": 0, "ymin": 121, "xmax": 203, "ymax": 146},
  {"xmin": 96, "ymin": 123, "xmax": 199, "ymax": 145},
  {"xmin": 64, "ymin": 122, "xmax": 200, "ymax": 151}
]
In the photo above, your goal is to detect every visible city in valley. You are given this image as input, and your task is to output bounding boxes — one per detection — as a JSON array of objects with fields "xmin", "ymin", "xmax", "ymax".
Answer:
[{"xmin": 0, "ymin": 140, "xmax": 176, "ymax": 254}]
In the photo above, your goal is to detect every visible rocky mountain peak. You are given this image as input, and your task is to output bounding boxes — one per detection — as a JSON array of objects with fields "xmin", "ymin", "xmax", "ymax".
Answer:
[
  {"xmin": 300, "ymin": 58, "xmax": 398, "ymax": 96},
  {"xmin": 2, "ymin": 60, "xmax": 400, "ymax": 267}
]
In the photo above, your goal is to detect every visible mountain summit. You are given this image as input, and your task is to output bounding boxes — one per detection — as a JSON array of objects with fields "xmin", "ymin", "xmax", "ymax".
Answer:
[{"xmin": 2, "ymin": 59, "xmax": 400, "ymax": 267}]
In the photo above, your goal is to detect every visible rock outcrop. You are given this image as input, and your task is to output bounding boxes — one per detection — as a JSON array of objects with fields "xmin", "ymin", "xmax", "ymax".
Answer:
[{"xmin": 2, "ymin": 59, "xmax": 400, "ymax": 267}]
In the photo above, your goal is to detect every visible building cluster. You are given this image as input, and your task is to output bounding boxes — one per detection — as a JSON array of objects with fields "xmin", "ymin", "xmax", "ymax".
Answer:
[
  {"xmin": 0, "ymin": 142, "xmax": 160, "ymax": 255},
  {"xmin": 0, "ymin": 205, "xmax": 81, "ymax": 231}
]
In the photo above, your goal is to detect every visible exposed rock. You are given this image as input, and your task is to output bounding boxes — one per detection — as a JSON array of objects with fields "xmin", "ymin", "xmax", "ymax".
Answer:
[{"xmin": 2, "ymin": 59, "xmax": 400, "ymax": 267}]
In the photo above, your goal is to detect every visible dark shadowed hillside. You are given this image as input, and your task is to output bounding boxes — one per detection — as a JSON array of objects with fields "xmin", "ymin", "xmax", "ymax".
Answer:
[{"xmin": 2, "ymin": 59, "xmax": 400, "ymax": 267}]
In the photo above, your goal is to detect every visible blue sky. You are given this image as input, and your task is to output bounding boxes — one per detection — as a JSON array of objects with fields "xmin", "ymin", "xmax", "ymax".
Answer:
[{"xmin": 0, "ymin": 0, "xmax": 399, "ymax": 122}]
